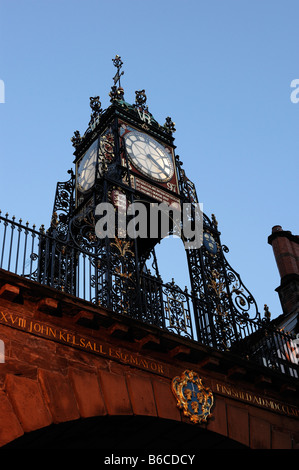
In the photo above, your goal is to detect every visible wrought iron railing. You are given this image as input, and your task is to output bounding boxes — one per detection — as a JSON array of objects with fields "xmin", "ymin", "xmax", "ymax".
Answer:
[{"xmin": 0, "ymin": 211, "xmax": 298, "ymax": 379}]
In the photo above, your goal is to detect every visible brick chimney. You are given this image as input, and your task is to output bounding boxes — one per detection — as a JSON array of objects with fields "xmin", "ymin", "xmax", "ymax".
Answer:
[{"xmin": 268, "ymin": 226, "xmax": 299, "ymax": 319}]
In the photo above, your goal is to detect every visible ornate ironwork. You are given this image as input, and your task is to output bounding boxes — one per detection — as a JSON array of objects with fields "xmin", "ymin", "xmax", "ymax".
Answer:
[
  {"xmin": 175, "ymin": 155, "xmax": 198, "ymax": 203},
  {"xmin": 163, "ymin": 279, "xmax": 193, "ymax": 339},
  {"xmin": 109, "ymin": 55, "xmax": 125, "ymax": 103},
  {"xmin": 99, "ymin": 128, "xmax": 115, "ymax": 164},
  {"xmin": 90, "ymin": 96, "xmax": 102, "ymax": 115},
  {"xmin": 134, "ymin": 89, "xmax": 148, "ymax": 110},
  {"xmin": 0, "ymin": 210, "xmax": 298, "ymax": 379},
  {"xmin": 89, "ymin": 96, "xmax": 102, "ymax": 127},
  {"xmin": 50, "ymin": 170, "xmax": 75, "ymax": 241},
  {"xmin": 1, "ymin": 57, "xmax": 297, "ymax": 382},
  {"xmin": 164, "ymin": 116, "xmax": 176, "ymax": 133},
  {"xmin": 109, "ymin": 85, "xmax": 125, "ymax": 103},
  {"xmin": 185, "ymin": 212, "xmax": 262, "ymax": 351},
  {"xmin": 71, "ymin": 130, "xmax": 82, "ymax": 148},
  {"xmin": 112, "ymin": 54, "xmax": 124, "ymax": 87}
]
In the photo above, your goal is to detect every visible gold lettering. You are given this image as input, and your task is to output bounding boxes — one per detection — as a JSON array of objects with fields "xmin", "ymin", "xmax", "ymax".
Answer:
[
  {"xmin": 129, "ymin": 355, "xmax": 138, "ymax": 366},
  {"xmin": 139, "ymin": 359, "xmax": 149, "ymax": 369},
  {"xmin": 253, "ymin": 396, "xmax": 262, "ymax": 405},
  {"xmin": 9, "ymin": 314, "xmax": 18, "ymax": 324},
  {"xmin": 269, "ymin": 400, "xmax": 276, "ymax": 410},
  {"xmin": 92, "ymin": 342, "xmax": 100, "ymax": 352},
  {"xmin": 40, "ymin": 324, "xmax": 48, "ymax": 335},
  {"xmin": 85, "ymin": 341, "xmax": 93, "ymax": 350},
  {"xmin": 121, "ymin": 352, "xmax": 129, "ymax": 362},
  {"xmin": 71, "ymin": 335, "xmax": 79, "ymax": 346},
  {"xmin": 33, "ymin": 322, "xmax": 41, "ymax": 333},
  {"xmin": 223, "ymin": 385, "xmax": 231, "ymax": 396},
  {"xmin": 0, "ymin": 311, "xmax": 8, "ymax": 322},
  {"xmin": 49, "ymin": 327, "xmax": 57, "ymax": 338},
  {"xmin": 98, "ymin": 344, "xmax": 107, "ymax": 355},
  {"xmin": 59, "ymin": 331, "xmax": 67, "ymax": 342},
  {"xmin": 18, "ymin": 317, "xmax": 26, "ymax": 328},
  {"xmin": 214, "ymin": 382, "xmax": 299, "ymax": 418},
  {"xmin": 281, "ymin": 404, "xmax": 288, "ymax": 414},
  {"xmin": 108, "ymin": 347, "xmax": 115, "ymax": 358},
  {"xmin": 274, "ymin": 402, "xmax": 281, "ymax": 412},
  {"xmin": 115, "ymin": 349, "xmax": 121, "ymax": 360},
  {"xmin": 0, "ymin": 311, "xmax": 167, "ymax": 376}
]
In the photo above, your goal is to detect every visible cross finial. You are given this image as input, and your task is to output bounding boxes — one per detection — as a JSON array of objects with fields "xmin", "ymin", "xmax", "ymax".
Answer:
[{"xmin": 112, "ymin": 55, "xmax": 124, "ymax": 87}]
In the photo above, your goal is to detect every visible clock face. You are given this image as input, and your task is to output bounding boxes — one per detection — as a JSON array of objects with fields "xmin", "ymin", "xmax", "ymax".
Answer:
[
  {"xmin": 203, "ymin": 232, "xmax": 218, "ymax": 255},
  {"xmin": 124, "ymin": 129, "xmax": 174, "ymax": 182},
  {"xmin": 77, "ymin": 140, "xmax": 98, "ymax": 192}
]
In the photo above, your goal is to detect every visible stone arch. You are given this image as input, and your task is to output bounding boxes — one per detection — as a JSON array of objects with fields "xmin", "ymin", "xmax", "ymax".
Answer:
[
  {"xmin": 0, "ymin": 367, "xmax": 248, "ymax": 449},
  {"xmin": 0, "ymin": 274, "xmax": 297, "ymax": 450},
  {"xmin": 2, "ymin": 415, "xmax": 248, "ymax": 449}
]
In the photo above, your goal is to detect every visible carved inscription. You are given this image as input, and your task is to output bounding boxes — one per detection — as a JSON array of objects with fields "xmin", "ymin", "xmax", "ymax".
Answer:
[
  {"xmin": 214, "ymin": 381, "xmax": 299, "ymax": 419},
  {"xmin": 0, "ymin": 310, "xmax": 166, "ymax": 375}
]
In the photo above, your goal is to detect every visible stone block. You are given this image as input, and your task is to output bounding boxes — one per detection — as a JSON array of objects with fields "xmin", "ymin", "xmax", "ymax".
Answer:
[
  {"xmin": 126, "ymin": 374, "xmax": 157, "ymax": 417},
  {"xmin": 99, "ymin": 370, "xmax": 132, "ymax": 416},
  {"xmin": 38, "ymin": 369, "xmax": 80, "ymax": 423},
  {"xmin": 0, "ymin": 391, "xmax": 23, "ymax": 446},
  {"xmin": 227, "ymin": 404, "xmax": 249, "ymax": 446},
  {"xmin": 249, "ymin": 415, "xmax": 271, "ymax": 449},
  {"xmin": 5, "ymin": 374, "xmax": 52, "ymax": 432},
  {"xmin": 69, "ymin": 367, "xmax": 106, "ymax": 418},
  {"xmin": 152, "ymin": 379, "xmax": 181, "ymax": 421}
]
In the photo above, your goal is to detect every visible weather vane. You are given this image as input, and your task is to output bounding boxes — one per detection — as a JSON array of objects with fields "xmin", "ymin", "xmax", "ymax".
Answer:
[{"xmin": 112, "ymin": 55, "xmax": 124, "ymax": 87}]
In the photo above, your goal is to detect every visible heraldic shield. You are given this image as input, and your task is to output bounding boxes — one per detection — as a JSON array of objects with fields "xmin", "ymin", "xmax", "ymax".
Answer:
[{"xmin": 171, "ymin": 370, "xmax": 214, "ymax": 424}]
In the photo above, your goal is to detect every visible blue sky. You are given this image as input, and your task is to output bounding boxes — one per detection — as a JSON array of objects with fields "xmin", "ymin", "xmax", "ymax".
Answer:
[{"xmin": 0, "ymin": 0, "xmax": 298, "ymax": 319}]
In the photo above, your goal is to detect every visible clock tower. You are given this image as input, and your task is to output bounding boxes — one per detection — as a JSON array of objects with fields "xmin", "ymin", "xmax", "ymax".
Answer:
[
  {"xmin": 1, "ymin": 56, "xmax": 298, "ymax": 451},
  {"xmin": 49, "ymin": 55, "xmax": 262, "ymax": 346}
]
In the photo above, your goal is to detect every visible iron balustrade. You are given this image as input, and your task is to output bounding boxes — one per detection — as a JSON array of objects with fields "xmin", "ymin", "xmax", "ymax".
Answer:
[{"xmin": 0, "ymin": 211, "xmax": 298, "ymax": 379}]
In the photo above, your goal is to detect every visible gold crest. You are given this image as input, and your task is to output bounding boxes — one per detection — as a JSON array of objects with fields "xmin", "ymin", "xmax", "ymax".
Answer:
[{"xmin": 171, "ymin": 370, "xmax": 214, "ymax": 424}]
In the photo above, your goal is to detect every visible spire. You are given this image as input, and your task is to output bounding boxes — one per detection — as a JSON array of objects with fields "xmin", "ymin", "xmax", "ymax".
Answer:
[
  {"xmin": 110, "ymin": 55, "xmax": 125, "ymax": 102},
  {"xmin": 112, "ymin": 55, "xmax": 124, "ymax": 87}
]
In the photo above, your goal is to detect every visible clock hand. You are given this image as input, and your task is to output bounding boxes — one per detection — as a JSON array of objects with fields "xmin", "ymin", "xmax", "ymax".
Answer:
[{"xmin": 146, "ymin": 153, "xmax": 168, "ymax": 177}]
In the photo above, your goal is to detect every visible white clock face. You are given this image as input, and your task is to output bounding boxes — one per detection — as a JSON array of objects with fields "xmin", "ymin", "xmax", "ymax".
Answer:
[
  {"xmin": 77, "ymin": 140, "xmax": 98, "ymax": 192},
  {"xmin": 124, "ymin": 129, "xmax": 174, "ymax": 182}
]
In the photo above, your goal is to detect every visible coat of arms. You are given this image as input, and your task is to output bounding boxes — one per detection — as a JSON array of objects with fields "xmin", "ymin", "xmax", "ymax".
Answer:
[{"xmin": 171, "ymin": 370, "xmax": 214, "ymax": 424}]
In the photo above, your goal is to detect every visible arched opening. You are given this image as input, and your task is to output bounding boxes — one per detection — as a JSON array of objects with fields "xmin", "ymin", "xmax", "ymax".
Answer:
[
  {"xmin": 154, "ymin": 235, "xmax": 191, "ymax": 293},
  {"xmin": 2, "ymin": 416, "xmax": 248, "ymax": 449},
  {"xmin": 141, "ymin": 235, "xmax": 196, "ymax": 339}
]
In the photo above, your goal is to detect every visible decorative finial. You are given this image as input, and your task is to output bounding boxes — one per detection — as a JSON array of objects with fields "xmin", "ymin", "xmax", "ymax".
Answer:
[
  {"xmin": 51, "ymin": 211, "xmax": 58, "ymax": 229},
  {"xmin": 109, "ymin": 85, "xmax": 124, "ymax": 103},
  {"xmin": 211, "ymin": 214, "xmax": 218, "ymax": 227},
  {"xmin": 89, "ymin": 96, "xmax": 102, "ymax": 116},
  {"xmin": 112, "ymin": 55, "xmax": 124, "ymax": 87},
  {"xmin": 71, "ymin": 130, "xmax": 82, "ymax": 147},
  {"xmin": 89, "ymin": 96, "xmax": 102, "ymax": 129},
  {"xmin": 264, "ymin": 304, "xmax": 271, "ymax": 322},
  {"xmin": 110, "ymin": 55, "xmax": 125, "ymax": 103},
  {"xmin": 164, "ymin": 116, "xmax": 176, "ymax": 133},
  {"xmin": 135, "ymin": 89, "xmax": 148, "ymax": 110}
]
